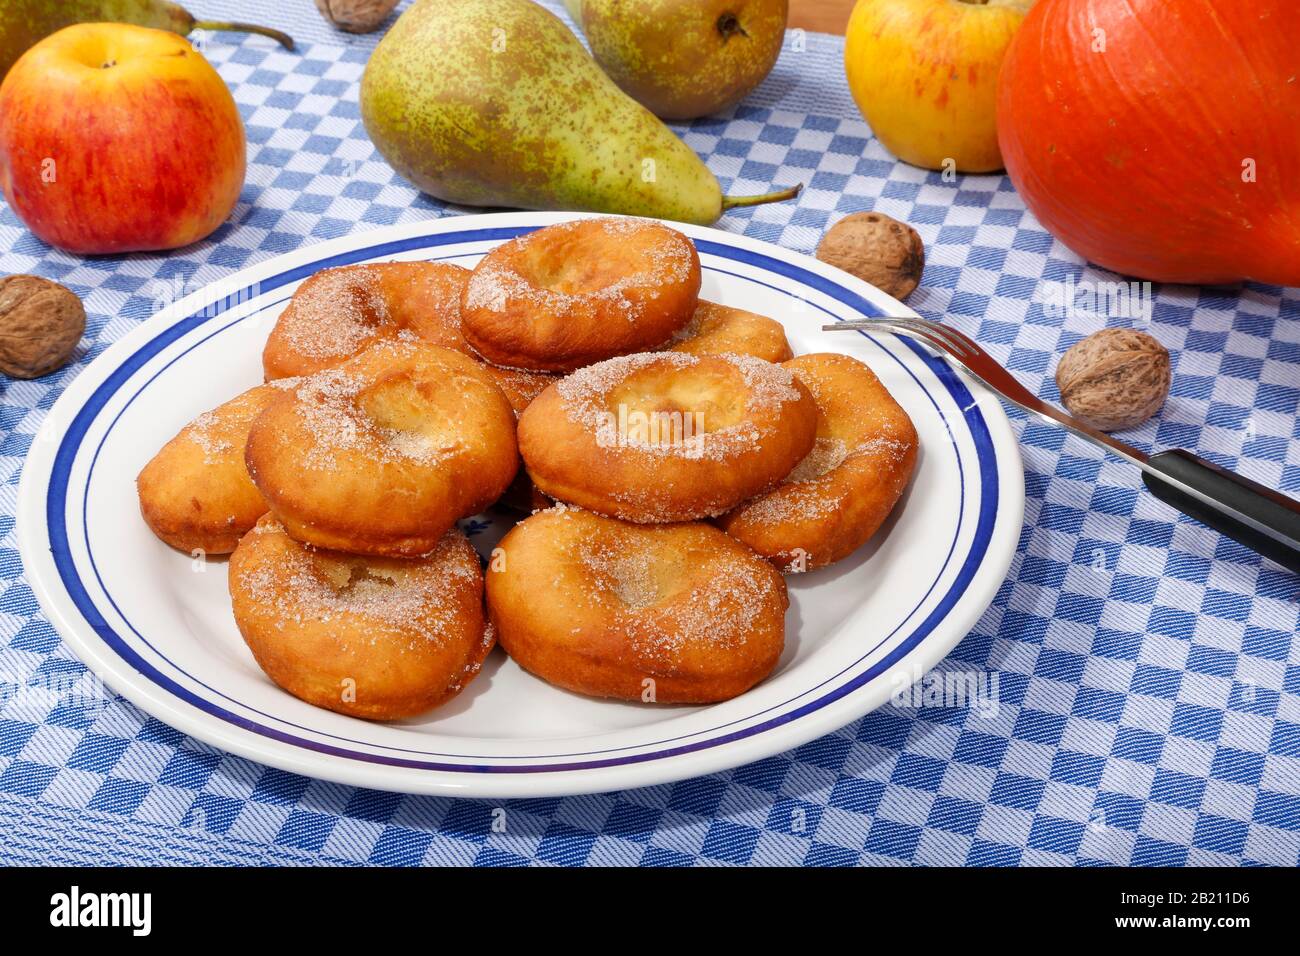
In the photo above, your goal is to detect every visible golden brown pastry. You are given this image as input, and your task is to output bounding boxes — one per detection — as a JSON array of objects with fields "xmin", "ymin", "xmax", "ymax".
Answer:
[
  {"xmin": 487, "ymin": 505, "xmax": 787, "ymax": 703},
  {"xmin": 230, "ymin": 517, "xmax": 493, "ymax": 720},
  {"xmin": 137, "ymin": 381, "xmax": 294, "ymax": 554},
  {"xmin": 262, "ymin": 261, "xmax": 470, "ymax": 380},
  {"xmin": 518, "ymin": 351, "xmax": 817, "ymax": 523},
  {"xmin": 718, "ymin": 353, "xmax": 918, "ymax": 571},
  {"xmin": 460, "ymin": 217, "xmax": 701, "ymax": 373},
  {"xmin": 245, "ymin": 339, "xmax": 518, "ymax": 556},
  {"xmin": 669, "ymin": 300, "xmax": 793, "ymax": 364}
]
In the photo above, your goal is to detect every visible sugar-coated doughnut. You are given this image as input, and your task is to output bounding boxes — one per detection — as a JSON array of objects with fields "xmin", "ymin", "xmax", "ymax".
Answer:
[
  {"xmin": 230, "ymin": 516, "xmax": 492, "ymax": 720},
  {"xmin": 483, "ymin": 363, "xmax": 557, "ymax": 416},
  {"xmin": 460, "ymin": 218, "xmax": 701, "ymax": 373},
  {"xmin": 263, "ymin": 260, "xmax": 556, "ymax": 415},
  {"xmin": 669, "ymin": 300, "xmax": 793, "ymax": 364},
  {"xmin": 718, "ymin": 353, "xmax": 918, "ymax": 571},
  {"xmin": 263, "ymin": 261, "xmax": 469, "ymax": 380},
  {"xmin": 137, "ymin": 381, "xmax": 295, "ymax": 554},
  {"xmin": 519, "ymin": 351, "xmax": 817, "ymax": 523},
  {"xmin": 487, "ymin": 505, "xmax": 787, "ymax": 703},
  {"xmin": 245, "ymin": 339, "xmax": 519, "ymax": 556}
]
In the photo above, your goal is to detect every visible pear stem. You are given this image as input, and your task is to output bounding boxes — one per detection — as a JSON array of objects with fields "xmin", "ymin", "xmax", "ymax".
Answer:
[
  {"xmin": 192, "ymin": 20, "xmax": 296, "ymax": 51},
  {"xmin": 721, "ymin": 183, "xmax": 803, "ymax": 210}
]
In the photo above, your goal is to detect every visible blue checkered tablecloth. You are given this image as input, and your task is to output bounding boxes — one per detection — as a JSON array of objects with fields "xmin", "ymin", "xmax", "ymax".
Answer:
[{"xmin": 0, "ymin": 0, "xmax": 1297, "ymax": 867}]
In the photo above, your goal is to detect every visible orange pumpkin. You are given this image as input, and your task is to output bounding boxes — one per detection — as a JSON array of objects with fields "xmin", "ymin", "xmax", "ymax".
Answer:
[{"xmin": 997, "ymin": 0, "xmax": 1300, "ymax": 285}]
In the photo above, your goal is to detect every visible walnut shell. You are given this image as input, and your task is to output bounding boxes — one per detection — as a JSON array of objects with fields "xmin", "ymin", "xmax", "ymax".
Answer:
[
  {"xmin": 0, "ymin": 275, "xmax": 85, "ymax": 380},
  {"xmin": 815, "ymin": 211, "xmax": 925, "ymax": 300},
  {"xmin": 1055, "ymin": 328, "xmax": 1170, "ymax": 432},
  {"xmin": 315, "ymin": 0, "xmax": 399, "ymax": 33}
]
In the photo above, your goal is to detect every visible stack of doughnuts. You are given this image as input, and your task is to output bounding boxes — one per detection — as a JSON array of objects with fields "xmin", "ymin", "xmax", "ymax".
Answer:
[{"xmin": 137, "ymin": 216, "xmax": 918, "ymax": 719}]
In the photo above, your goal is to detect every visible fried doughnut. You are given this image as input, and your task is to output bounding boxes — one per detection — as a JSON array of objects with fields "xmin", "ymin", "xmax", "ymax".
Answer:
[
  {"xmin": 137, "ymin": 381, "xmax": 294, "ymax": 554},
  {"xmin": 487, "ymin": 505, "xmax": 788, "ymax": 703},
  {"xmin": 246, "ymin": 339, "xmax": 519, "ymax": 556},
  {"xmin": 263, "ymin": 260, "xmax": 556, "ymax": 415},
  {"xmin": 483, "ymin": 363, "xmax": 557, "ymax": 416},
  {"xmin": 519, "ymin": 351, "xmax": 817, "ymax": 523},
  {"xmin": 263, "ymin": 261, "xmax": 469, "ymax": 379},
  {"xmin": 460, "ymin": 218, "xmax": 701, "ymax": 373},
  {"xmin": 669, "ymin": 300, "xmax": 793, "ymax": 363},
  {"xmin": 718, "ymin": 353, "xmax": 918, "ymax": 571},
  {"xmin": 230, "ymin": 516, "xmax": 492, "ymax": 720}
]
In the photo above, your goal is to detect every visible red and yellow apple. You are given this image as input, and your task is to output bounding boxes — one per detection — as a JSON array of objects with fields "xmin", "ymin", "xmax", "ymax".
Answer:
[
  {"xmin": 845, "ymin": 0, "xmax": 1034, "ymax": 173},
  {"xmin": 0, "ymin": 23, "xmax": 245, "ymax": 255}
]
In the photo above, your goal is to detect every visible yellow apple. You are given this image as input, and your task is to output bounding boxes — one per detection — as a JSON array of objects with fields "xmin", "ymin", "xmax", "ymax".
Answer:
[{"xmin": 845, "ymin": 0, "xmax": 1034, "ymax": 173}]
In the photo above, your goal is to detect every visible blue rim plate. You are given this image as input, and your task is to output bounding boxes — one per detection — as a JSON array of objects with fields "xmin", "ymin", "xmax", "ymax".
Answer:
[{"xmin": 18, "ymin": 212, "xmax": 1025, "ymax": 797}]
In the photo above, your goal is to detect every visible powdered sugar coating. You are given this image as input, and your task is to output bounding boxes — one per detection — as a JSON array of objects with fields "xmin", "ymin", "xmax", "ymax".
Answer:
[
  {"xmin": 289, "ymin": 367, "xmax": 370, "ymax": 472},
  {"xmin": 276, "ymin": 267, "xmax": 387, "ymax": 361},
  {"xmin": 728, "ymin": 352, "xmax": 804, "ymax": 410},
  {"xmin": 463, "ymin": 217, "xmax": 695, "ymax": 321},
  {"xmin": 735, "ymin": 434, "xmax": 912, "ymax": 528},
  {"xmin": 555, "ymin": 350, "xmax": 695, "ymax": 408},
  {"xmin": 461, "ymin": 218, "xmax": 702, "ymax": 374},
  {"xmin": 286, "ymin": 347, "xmax": 465, "ymax": 471},
  {"xmin": 581, "ymin": 543, "xmax": 661, "ymax": 610},
  {"xmin": 262, "ymin": 262, "xmax": 473, "ymax": 384},
  {"xmin": 552, "ymin": 351, "xmax": 804, "ymax": 464},
  {"xmin": 186, "ymin": 410, "xmax": 232, "ymax": 464},
  {"xmin": 515, "ymin": 505, "xmax": 785, "ymax": 663},
  {"xmin": 237, "ymin": 519, "xmax": 479, "ymax": 643},
  {"xmin": 713, "ymin": 351, "xmax": 920, "ymax": 574},
  {"xmin": 630, "ymin": 556, "xmax": 780, "ymax": 660},
  {"xmin": 183, "ymin": 379, "xmax": 298, "ymax": 465},
  {"xmin": 532, "ymin": 504, "xmax": 780, "ymax": 653}
]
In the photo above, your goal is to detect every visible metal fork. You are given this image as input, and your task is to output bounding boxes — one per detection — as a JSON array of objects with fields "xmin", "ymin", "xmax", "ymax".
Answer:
[{"xmin": 826, "ymin": 317, "xmax": 1300, "ymax": 574}]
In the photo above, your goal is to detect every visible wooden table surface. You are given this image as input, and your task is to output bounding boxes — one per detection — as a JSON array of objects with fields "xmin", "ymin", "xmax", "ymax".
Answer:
[{"xmin": 790, "ymin": 0, "xmax": 857, "ymax": 35}]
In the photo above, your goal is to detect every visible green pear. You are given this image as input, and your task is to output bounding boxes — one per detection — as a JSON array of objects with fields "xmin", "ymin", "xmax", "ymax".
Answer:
[
  {"xmin": 572, "ymin": 0, "xmax": 788, "ymax": 120},
  {"xmin": 0, "ymin": 0, "xmax": 294, "ymax": 78},
  {"xmin": 359, "ymin": 0, "xmax": 798, "ymax": 225}
]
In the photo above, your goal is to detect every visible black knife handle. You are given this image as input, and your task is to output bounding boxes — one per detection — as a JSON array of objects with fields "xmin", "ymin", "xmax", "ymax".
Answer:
[{"xmin": 1141, "ymin": 449, "xmax": 1300, "ymax": 574}]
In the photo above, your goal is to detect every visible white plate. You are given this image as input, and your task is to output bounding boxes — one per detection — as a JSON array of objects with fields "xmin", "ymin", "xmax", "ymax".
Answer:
[{"xmin": 18, "ymin": 212, "xmax": 1024, "ymax": 798}]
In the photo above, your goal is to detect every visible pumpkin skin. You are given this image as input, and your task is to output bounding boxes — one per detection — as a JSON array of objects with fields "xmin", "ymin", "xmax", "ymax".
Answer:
[{"xmin": 997, "ymin": 0, "xmax": 1300, "ymax": 285}]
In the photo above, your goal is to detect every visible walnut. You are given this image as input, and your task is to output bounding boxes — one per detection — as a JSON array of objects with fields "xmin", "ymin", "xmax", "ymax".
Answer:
[
  {"xmin": 315, "ymin": 0, "xmax": 399, "ymax": 33},
  {"xmin": 0, "ymin": 275, "xmax": 85, "ymax": 379},
  {"xmin": 1055, "ymin": 327, "xmax": 1170, "ymax": 432},
  {"xmin": 815, "ymin": 212, "xmax": 925, "ymax": 300}
]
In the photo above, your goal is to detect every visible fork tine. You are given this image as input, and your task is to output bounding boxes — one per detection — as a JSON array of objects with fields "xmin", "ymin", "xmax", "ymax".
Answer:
[
  {"xmin": 872, "ymin": 318, "xmax": 966, "ymax": 356},
  {"xmin": 917, "ymin": 320, "xmax": 982, "ymax": 357},
  {"xmin": 897, "ymin": 319, "xmax": 975, "ymax": 359},
  {"xmin": 822, "ymin": 316, "xmax": 976, "ymax": 359},
  {"xmin": 872, "ymin": 319, "xmax": 965, "ymax": 361}
]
